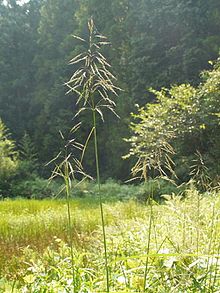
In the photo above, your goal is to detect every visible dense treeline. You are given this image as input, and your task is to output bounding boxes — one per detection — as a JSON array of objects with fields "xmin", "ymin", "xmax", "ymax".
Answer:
[{"xmin": 0, "ymin": 0, "xmax": 220, "ymax": 182}]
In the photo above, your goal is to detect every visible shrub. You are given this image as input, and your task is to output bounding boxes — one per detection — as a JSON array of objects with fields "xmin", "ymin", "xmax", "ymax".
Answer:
[
  {"xmin": 134, "ymin": 178, "xmax": 185, "ymax": 202},
  {"xmin": 70, "ymin": 179, "xmax": 183, "ymax": 202},
  {"xmin": 11, "ymin": 177, "xmax": 61, "ymax": 199}
]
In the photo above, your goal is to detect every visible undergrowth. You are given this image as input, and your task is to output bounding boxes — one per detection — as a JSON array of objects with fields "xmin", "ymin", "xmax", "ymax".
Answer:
[{"xmin": 0, "ymin": 188, "xmax": 219, "ymax": 292}]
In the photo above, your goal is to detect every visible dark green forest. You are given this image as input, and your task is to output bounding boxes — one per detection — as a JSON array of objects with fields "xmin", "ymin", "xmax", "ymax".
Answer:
[{"xmin": 0, "ymin": 0, "xmax": 220, "ymax": 191}]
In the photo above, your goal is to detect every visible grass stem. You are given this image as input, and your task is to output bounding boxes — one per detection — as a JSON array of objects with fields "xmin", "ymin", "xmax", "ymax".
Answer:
[
  {"xmin": 92, "ymin": 107, "xmax": 109, "ymax": 292},
  {"xmin": 65, "ymin": 163, "xmax": 76, "ymax": 292},
  {"xmin": 143, "ymin": 180, "xmax": 154, "ymax": 291}
]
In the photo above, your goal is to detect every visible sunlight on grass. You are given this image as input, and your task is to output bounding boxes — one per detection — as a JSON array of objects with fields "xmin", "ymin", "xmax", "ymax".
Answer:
[{"xmin": 0, "ymin": 189, "xmax": 220, "ymax": 292}]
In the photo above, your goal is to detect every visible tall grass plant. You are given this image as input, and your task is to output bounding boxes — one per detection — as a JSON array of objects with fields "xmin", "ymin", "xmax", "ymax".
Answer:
[{"xmin": 66, "ymin": 18, "xmax": 121, "ymax": 292}]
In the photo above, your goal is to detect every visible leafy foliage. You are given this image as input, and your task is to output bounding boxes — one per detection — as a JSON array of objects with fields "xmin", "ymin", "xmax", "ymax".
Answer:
[
  {"xmin": 1, "ymin": 0, "xmax": 220, "ymax": 180},
  {"xmin": 0, "ymin": 119, "xmax": 18, "ymax": 196},
  {"xmin": 11, "ymin": 177, "xmax": 60, "ymax": 199},
  {"xmin": 125, "ymin": 59, "xmax": 220, "ymax": 186},
  {"xmin": 15, "ymin": 133, "xmax": 39, "ymax": 178}
]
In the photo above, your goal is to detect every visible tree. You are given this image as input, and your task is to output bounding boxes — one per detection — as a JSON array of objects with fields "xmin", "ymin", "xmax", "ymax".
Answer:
[
  {"xmin": 16, "ymin": 132, "xmax": 39, "ymax": 179},
  {"xmin": 125, "ymin": 58, "xmax": 220, "ymax": 186},
  {"xmin": 0, "ymin": 0, "xmax": 219, "ymax": 180},
  {"xmin": 32, "ymin": 0, "xmax": 80, "ymax": 169},
  {"xmin": 0, "ymin": 119, "xmax": 18, "ymax": 196},
  {"xmin": 0, "ymin": 0, "xmax": 43, "ymax": 139}
]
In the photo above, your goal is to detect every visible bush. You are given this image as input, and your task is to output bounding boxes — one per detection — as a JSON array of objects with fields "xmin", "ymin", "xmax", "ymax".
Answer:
[
  {"xmin": 133, "ymin": 178, "xmax": 186, "ymax": 202},
  {"xmin": 70, "ymin": 178, "xmax": 184, "ymax": 202},
  {"xmin": 11, "ymin": 177, "xmax": 61, "ymax": 199},
  {"xmin": 68, "ymin": 179, "xmax": 137, "ymax": 201}
]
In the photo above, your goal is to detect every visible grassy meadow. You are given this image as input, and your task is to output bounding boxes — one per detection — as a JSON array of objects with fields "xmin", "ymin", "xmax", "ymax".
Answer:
[{"xmin": 0, "ymin": 184, "xmax": 219, "ymax": 292}]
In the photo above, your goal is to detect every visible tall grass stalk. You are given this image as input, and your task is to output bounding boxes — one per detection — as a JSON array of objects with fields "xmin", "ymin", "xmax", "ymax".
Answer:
[
  {"xmin": 66, "ymin": 18, "xmax": 121, "ymax": 292},
  {"xmin": 143, "ymin": 196, "xmax": 153, "ymax": 291},
  {"xmin": 211, "ymin": 241, "xmax": 220, "ymax": 291},
  {"xmin": 64, "ymin": 159, "xmax": 76, "ymax": 291},
  {"xmin": 196, "ymin": 191, "xmax": 200, "ymax": 256},
  {"xmin": 48, "ymin": 125, "xmax": 88, "ymax": 292},
  {"xmin": 205, "ymin": 203, "xmax": 216, "ymax": 290},
  {"xmin": 49, "ymin": 154, "xmax": 76, "ymax": 291},
  {"xmin": 208, "ymin": 209, "xmax": 219, "ymax": 292},
  {"xmin": 182, "ymin": 197, "xmax": 186, "ymax": 248},
  {"xmin": 143, "ymin": 176, "xmax": 159, "ymax": 291},
  {"xmin": 92, "ymin": 107, "xmax": 109, "ymax": 291},
  {"xmin": 126, "ymin": 144, "xmax": 176, "ymax": 291}
]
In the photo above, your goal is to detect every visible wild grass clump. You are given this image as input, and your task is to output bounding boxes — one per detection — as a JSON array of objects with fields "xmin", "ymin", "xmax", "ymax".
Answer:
[{"xmin": 0, "ymin": 189, "xmax": 219, "ymax": 292}]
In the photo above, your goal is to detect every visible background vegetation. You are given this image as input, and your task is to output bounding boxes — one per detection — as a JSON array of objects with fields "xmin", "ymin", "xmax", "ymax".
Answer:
[
  {"xmin": 0, "ymin": 190, "xmax": 220, "ymax": 292},
  {"xmin": 0, "ymin": 1, "xmax": 220, "ymax": 291},
  {"xmin": 0, "ymin": 0, "xmax": 220, "ymax": 185}
]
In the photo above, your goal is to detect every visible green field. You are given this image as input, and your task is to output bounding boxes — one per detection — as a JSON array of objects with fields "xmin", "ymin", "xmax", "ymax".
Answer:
[{"xmin": 0, "ymin": 188, "xmax": 220, "ymax": 292}]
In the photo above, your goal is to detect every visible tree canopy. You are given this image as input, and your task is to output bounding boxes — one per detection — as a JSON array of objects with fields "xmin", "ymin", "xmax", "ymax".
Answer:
[{"xmin": 0, "ymin": 0, "xmax": 219, "ymax": 180}]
